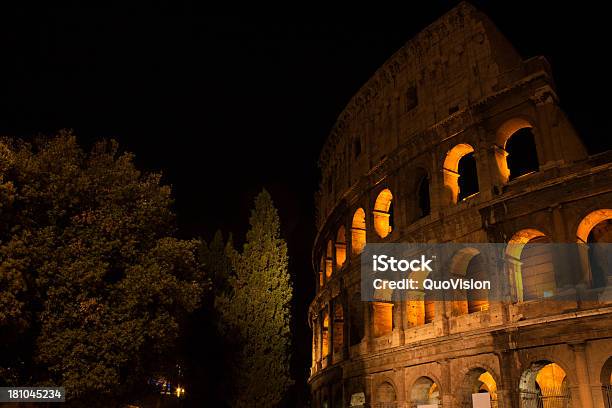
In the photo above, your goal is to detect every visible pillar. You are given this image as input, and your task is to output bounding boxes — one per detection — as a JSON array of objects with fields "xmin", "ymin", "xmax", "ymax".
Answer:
[{"xmin": 571, "ymin": 342, "xmax": 594, "ymax": 408}]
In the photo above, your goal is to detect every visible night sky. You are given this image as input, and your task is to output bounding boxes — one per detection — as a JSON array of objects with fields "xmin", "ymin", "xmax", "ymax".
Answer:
[{"xmin": 1, "ymin": 2, "xmax": 609, "ymax": 403}]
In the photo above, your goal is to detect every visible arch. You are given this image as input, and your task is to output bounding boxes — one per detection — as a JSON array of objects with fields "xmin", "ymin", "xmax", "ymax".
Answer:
[
  {"xmin": 336, "ymin": 226, "xmax": 347, "ymax": 268},
  {"xmin": 576, "ymin": 209, "xmax": 612, "ymax": 288},
  {"xmin": 409, "ymin": 376, "xmax": 440, "ymax": 406},
  {"xmin": 351, "ymin": 208, "xmax": 367, "ymax": 255},
  {"xmin": 506, "ymin": 228, "xmax": 547, "ymax": 258},
  {"xmin": 576, "ymin": 209, "xmax": 612, "ymax": 243},
  {"xmin": 332, "ymin": 301, "xmax": 344, "ymax": 355},
  {"xmin": 519, "ymin": 361, "xmax": 571, "ymax": 407},
  {"xmin": 325, "ymin": 240, "xmax": 333, "ymax": 279},
  {"xmin": 375, "ymin": 380, "xmax": 397, "ymax": 403},
  {"xmin": 417, "ymin": 173, "xmax": 431, "ymax": 218},
  {"xmin": 373, "ymin": 188, "xmax": 394, "ymax": 238},
  {"xmin": 450, "ymin": 248, "xmax": 490, "ymax": 313},
  {"xmin": 507, "ymin": 229, "xmax": 555, "ymax": 301},
  {"xmin": 496, "ymin": 118, "xmax": 539, "ymax": 181},
  {"xmin": 321, "ymin": 309, "xmax": 330, "ymax": 358},
  {"xmin": 497, "ymin": 117, "xmax": 533, "ymax": 147},
  {"xmin": 505, "ymin": 128, "xmax": 539, "ymax": 180},
  {"xmin": 443, "ymin": 143, "xmax": 479, "ymax": 204},
  {"xmin": 459, "ymin": 367, "xmax": 498, "ymax": 408},
  {"xmin": 600, "ymin": 356, "xmax": 612, "ymax": 408}
]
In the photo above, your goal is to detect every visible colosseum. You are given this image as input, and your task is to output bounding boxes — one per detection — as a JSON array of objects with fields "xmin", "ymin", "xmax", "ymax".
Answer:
[{"xmin": 308, "ymin": 3, "xmax": 612, "ymax": 408}]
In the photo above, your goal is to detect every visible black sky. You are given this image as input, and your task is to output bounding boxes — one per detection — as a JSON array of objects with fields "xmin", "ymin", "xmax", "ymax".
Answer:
[{"xmin": 1, "ymin": 2, "xmax": 609, "ymax": 404}]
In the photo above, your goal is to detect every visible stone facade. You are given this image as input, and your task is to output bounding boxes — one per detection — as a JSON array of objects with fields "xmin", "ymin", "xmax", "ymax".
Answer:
[{"xmin": 309, "ymin": 3, "xmax": 612, "ymax": 408}]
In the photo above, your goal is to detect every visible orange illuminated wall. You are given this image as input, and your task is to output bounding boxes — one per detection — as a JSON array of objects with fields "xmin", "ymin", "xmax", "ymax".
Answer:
[
  {"xmin": 351, "ymin": 208, "xmax": 366, "ymax": 255},
  {"xmin": 373, "ymin": 189, "xmax": 393, "ymax": 238},
  {"xmin": 335, "ymin": 226, "xmax": 347, "ymax": 267},
  {"xmin": 321, "ymin": 310, "xmax": 329, "ymax": 358},
  {"xmin": 372, "ymin": 302, "xmax": 393, "ymax": 337}
]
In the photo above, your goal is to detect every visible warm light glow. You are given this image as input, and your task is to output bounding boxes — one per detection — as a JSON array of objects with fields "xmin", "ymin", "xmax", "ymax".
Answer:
[
  {"xmin": 536, "ymin": 363, "xmax": 566, "ymax": 396},
  {"xmin": 576, "ymin": 209, "xmax": 612, "ymax": 243},
  {"xmin": 372, "ymin": 302, "xmax": 393, "ymax": 337},
  {"xmin": 335, "ymin": 226, "xmax": 347, "ymax": 267},
  {"xmin": 325, "ymin": 240, "xmax": 333, "ymax": 278},
  {"xmin": 351, "ymin": 208, "xmax": 366, "ymax": 255},
  {"xmin": 506, "ymin": 228, "xmax": 546, "ymax": 259},
  {"xmin": 507, "ymin": 229, "xmax": 554, "ymax": 301},
  {"xmin": 498, "ymin": 118, "xmax": 533, "ymax": 148},
  {"xmin": 424, "ymin": 297, "xmax": 435, "ymax": 324},
  {"xmin": 410, "ymin": 377, "xmax": 439, "ymax": 405},
  {"xmin": 373, "ymin": 189, "xmax": 393, "ymax": 238},
  {"xmin": 443, "ymin": 143, "xmax": 474, "ymax": 204},
  {"xmin": 478, "ymin": 371, "xmax": 497, "ymax": 396},
  {"xmin": 175, "ymin": 386, "xmax": 185, "ymax": 397},
  {"xmin": 321, "ymin": 311, "xmax": 329, "ymax": 358}
]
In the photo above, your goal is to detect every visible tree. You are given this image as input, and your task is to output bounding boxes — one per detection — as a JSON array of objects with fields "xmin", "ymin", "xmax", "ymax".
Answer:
[
  {"xmin": 200, "ymin": 230, "xmax": 232, "ymax": 296},
  {"xmin": 216, "ymin": 190, "xmax": 293, "ymax": 407},
  {"xmin": 0, "ymin": 131, "xmax": 204, "ymax": 406}
]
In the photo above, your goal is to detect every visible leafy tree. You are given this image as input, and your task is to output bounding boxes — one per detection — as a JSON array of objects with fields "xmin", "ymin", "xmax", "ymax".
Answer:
[
  {"xmin": 0, "ymin": 131, "xmax": 204, "ymax": 406},
  {"xmin": 216, "ymin": 190, "xmax": 293, "ymax": 407}
]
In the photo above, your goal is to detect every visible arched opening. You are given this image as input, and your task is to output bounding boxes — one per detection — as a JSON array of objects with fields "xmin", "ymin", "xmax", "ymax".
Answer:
[
  {"xmin": 417, "ymin": 174, "xmax": 431, "ymax": 218},
  {"xmin": 577, "ymin": 209, "xmax": 612, "ymax": 288},
  {"xmin": 448, "ymin": 248, "xmax": 489, "ymax": 315},
  {"xmin": 443, "ymin": 143, "xmax": 479, "ymax": 204},
  {"xmin": 326, "ymin": 240, "xmax": 333, "ymax": 279},
  {"xmin": 371, "ymin": 302, "xmax": 393, "ymax": 338},
  {"xmin": 321, "ymin": 309, "xmax": 330, "ymax": 359},
  {"xmin": 375, "ymin": 381, "xmax": 397, "ymax": 405},
  {"xmin": 409, "ymin": 166, "xmax": 431, "ymax": 221},
  {"xmin": 466, "ymin": 253, "xmax": 489, "ymax": 313},
  {"xmin": 600, "ymin": 356, "xmax": 612, "ymax": 408},
  {"xmin": 373, "ymin": 189, "xmax": 394, "ymax": 238},
  {"xmin": 458, "ymin": 153, "xmax": 479, "ymax": 201},
  {"xmin": 505, "ymin": 127, "xmax": 539, "ymax": 180},
  {"xmin": 460, "ymin": 368, "xmax": 498, "ymax": 408},
  {"xmin": 332, "ymin": 302, "xmax": 344, "ymax": 356},
  {"xmin": 336, "ymin": 226, "xmax": 347, "ymax": 268},
  {"xmin": 519, "ymin": 361, "xmax": 570, "ymax": 408},
  {"xmin": 351, "ymin": 208, "xmax": 367, "ymax": 255},
  {"xmin": 349, "ymin": 292, "xmax": 364, "ymax": 346},
  {"xmin": 507, "ymin": 229, "xmax": 556, "ymax": 301},
  {"xmin": 410, "ymin": 376, "xmax": 440, "ymax": 407}
]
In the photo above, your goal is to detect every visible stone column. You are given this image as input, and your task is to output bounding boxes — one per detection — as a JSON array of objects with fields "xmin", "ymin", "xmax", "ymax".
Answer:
[
  {"xmin": 439, "ymin": 359, "xmax": 453, "ymax": 408},
  {"xmin": 429, "ymin": 150, "xmax": 443, "ymax": 214},
  {"xmin": 474, "ymin": 145, "xmax": 494, "ymax": 202},
  {"xmin": 571, "ymin": 342, "xmax": 594, "ymax": 408},
  {"xmin": 327, "ymin": 302, "xmax": 333, "ymax": 367},
  {"xmin": 393, "ymin": 300, "xmax": 405, "ymax": 346},
  {"xmin": 342, "ymin": 292, "xmax": 350, "ymax": 360},
  {"xmin": 496, "ymin": 350, "xmax": 519, "ymax": 408},
  {"xmin": 365, "ymin": 374, "xmax": 374, "ymax": 408}
]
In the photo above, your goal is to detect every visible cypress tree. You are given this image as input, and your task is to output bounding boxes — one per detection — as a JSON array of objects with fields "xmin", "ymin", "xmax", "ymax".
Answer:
[{"xmin": 216, "ymin": 190, "xmax": 293, "ymax": 407}]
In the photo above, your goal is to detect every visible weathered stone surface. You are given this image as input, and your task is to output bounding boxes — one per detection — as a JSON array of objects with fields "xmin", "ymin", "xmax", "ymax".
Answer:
[{"xmin": 309, "ymin": 3, "xmax": 612, "ymax": 408}]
